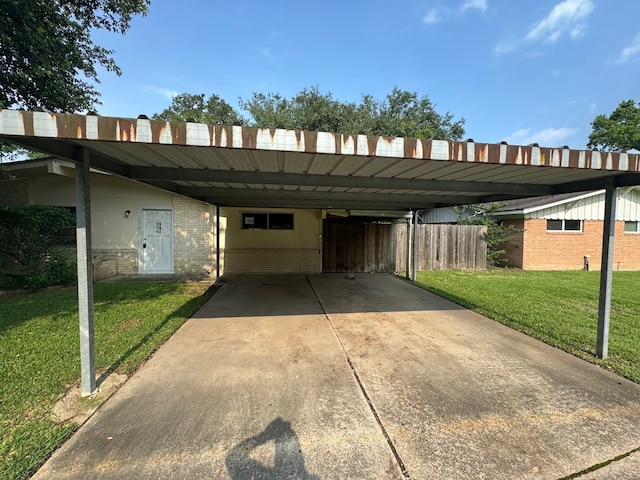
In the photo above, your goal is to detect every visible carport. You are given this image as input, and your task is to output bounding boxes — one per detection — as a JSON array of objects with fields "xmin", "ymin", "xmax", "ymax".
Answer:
[{"xmin": 1, "ymin": 109, "xmax": 640, "ymax": 395}]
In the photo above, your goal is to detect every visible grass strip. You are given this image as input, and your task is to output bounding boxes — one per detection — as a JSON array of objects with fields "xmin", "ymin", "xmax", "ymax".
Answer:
[
  {"xmin": 414, "ymin": 270, "xmax": 640, "ymax": 383},
  {"xmin": 0, "ymin": 281, "xmax": 214, "ymax": 480}
]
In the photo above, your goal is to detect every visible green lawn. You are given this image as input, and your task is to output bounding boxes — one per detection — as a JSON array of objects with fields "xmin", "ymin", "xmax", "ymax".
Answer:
[
  {"xmin": 414, "ymin": 270, "xmax": 640, "ymax": 383},
  {"xmin": 0, "ymin": 281, "xmax": 214, "ymax": 480}
]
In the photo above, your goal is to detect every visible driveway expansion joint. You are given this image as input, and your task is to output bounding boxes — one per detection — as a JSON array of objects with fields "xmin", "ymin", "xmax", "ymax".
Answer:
[
  {"xmin": 305, "ymin": 276, "xmax": 411, "ymax": 480},
  {"xmin": 556, "ymin": 445, "xmax": 640, "ymax": 479}
]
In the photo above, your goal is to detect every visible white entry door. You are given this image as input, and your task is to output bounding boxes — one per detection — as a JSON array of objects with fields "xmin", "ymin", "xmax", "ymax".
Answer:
[{"xmin": 139, "ymin": 209, "xmax": 173, "ymax": 273}]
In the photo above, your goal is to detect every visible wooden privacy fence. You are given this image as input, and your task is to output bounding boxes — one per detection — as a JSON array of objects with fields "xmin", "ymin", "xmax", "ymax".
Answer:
[
  {"xmin": 396, "ymin": 224, "xmax": 487, "ymax": 271},
  {"xmin": 323, "ymin": 221, "xmax": 397, "ymax": 273}
]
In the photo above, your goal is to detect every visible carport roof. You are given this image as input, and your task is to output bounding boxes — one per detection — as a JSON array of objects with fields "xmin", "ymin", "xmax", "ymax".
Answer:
[{"xmin": 1, "ymin": 109, "xmax": 640, "ymax": 211}]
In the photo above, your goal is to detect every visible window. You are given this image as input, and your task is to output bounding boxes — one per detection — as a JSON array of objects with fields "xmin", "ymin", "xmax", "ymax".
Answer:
[
  {"xmin": 624, "ymin": 221, "xmax": 640, "ymax": 233},
  {"xmin": 242, "ymin": 213, "xmax": 268, "ymax": 229},
  {"xmin": 242, "ymin": 212, "xmax": 294, "ymax": 230},
  {"xmin": 546, "ymin": 219, "xmax": 582, "ymax": 232},
  {"xmin": 268, "ymin": 213, "xmax": 294, "ymax": 230}
]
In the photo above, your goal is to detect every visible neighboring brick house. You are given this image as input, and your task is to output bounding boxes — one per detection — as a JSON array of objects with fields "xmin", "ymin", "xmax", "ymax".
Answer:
[
  {"xmin": 0, "ymin": 158, "xmax": 325, "ymax": 279},
  {"xmin": 421, "ymin": 188, "xmax": 640, "ymax": 270}
]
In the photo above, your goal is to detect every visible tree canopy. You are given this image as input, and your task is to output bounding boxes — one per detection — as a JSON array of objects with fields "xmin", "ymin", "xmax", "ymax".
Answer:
[
  {"xmin": 587, "ymin": 100, "xmax": 640, "ymax": 152},
  {"xmin": 152, "ymin": 93, "xmax": 245, "ymax": 125},
  {"xmin": 154, "ymin": 87, "xmax": 466, "ymax": 140},
  {"xmin": 0, "ymin": 0, "xmax": 149, "ymax": 112}
]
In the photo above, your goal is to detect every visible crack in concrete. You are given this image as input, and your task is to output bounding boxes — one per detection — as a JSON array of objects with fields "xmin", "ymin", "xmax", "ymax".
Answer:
[
  {"xmin": 306, "ymin": 276, "xmax": 411, "ymax": 480},
  {"xmin": 557, "ymin": 445, "xmax": 640, "ymax": 479}
]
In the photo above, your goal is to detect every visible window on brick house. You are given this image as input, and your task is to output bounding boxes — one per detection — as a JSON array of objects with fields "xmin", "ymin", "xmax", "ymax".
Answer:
[
  {"xmin": 242, "ymin": 212, "xmax": 294, "ymax": 230},
  {"xmin": 624, "ymin": 221, "xmax": 640, "ymax": 233},
  {"xmin": 546, "ymin": 219, "xmax": 582, "ymax": 232}
]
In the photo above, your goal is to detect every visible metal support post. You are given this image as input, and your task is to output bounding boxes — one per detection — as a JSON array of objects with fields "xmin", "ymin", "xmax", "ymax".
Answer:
[
  {"xmin": 75, "ymin": 147, "xmax": 96, "ymax": 396},
  {"xmin": 412, "ymin": 210, "xmax": 419, "ymax": 281},
  {"xmin": 216, "ymin": 205, "xmax": 221, "ymax": 281},
  {"xmin": 405, "ymin": 217, "xmax": 411, "ymax": 279},
  {"xmin": 596, "ymin": 179, "xmax": 617, "ymax": 359}
]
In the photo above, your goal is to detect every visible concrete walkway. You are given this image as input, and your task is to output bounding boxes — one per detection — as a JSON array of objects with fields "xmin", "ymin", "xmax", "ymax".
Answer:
[{"xmin": 34, "ymin": 274, "xmax": 640, "ymax": 479}]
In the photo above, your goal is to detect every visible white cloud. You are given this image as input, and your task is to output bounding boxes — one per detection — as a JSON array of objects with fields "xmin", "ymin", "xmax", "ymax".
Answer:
[
  {"xmin": 505, "ymin": 127, "xmax": 578, "ymax": 146},
  {"xmin": 423, "ymin": 8, "xmax": 442, "ymax": 24},
  {"xmin": 525, "ymin": 0, "xmax": 594, "ymax": 44},
  {"xmin": 423, "ymin": 0, "xmax": 486, "ymax": 26},
  {"xmin": 616, "ymin": 33, "xmax": 640, "ymax": 64},
  {"xmin": 461, "ymin": 0, "xmax": 487, "ymax": 12},
  {"xmin": 494, "ymin": 41, "xmax": 517, "ymax": 55},
  {"xmin": 495, "ymin": 0, "xmax": 593, "ymax": 55},
  {"xmin": 145, "ymin": 86, "xmax": 180, "ymax": 100}
]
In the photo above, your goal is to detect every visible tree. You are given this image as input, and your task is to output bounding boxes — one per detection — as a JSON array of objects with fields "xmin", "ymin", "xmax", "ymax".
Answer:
[
  {"xmin": 0, "ymin": 0, "xmax": 149, "ymax": 113},
  {"xmin": 239, "ymin": 86, "xmax": 466, "ymax": 140},
  {"xmin": 454, "ymin": 203, "xmax": 521, "ymax": 267},
  {"xmin": 153, "ymin": 93, "xmax": 247, "ymax": 125},
  {"xmin": 587, "ymin": 100, "xmax": 640, "ymax": 152},
  {"xmin": 156, "ymin": 87, "xmax": 466, "ymax": 141}
]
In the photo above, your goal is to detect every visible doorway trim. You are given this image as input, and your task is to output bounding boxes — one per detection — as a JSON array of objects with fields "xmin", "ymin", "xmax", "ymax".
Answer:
[{"xmin": 138, "ymin": 207, "xmax": 174, "ymax": 274}]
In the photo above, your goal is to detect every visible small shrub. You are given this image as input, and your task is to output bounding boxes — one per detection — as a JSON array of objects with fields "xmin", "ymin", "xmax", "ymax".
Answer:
[
  {"xmin": 45, "ymin": 249, "xmax": 76, "ymax": 286},
  {"xmin": 0, "ymin": 206, "xmax": 76, "ymax": 290},
  {"xmin": 24, "ymin": 249, "xmax": 76, "ymax": 291}
]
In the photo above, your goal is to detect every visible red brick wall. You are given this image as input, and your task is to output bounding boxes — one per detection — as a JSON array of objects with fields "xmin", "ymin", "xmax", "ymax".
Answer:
[
  {"xmin": 520, "ymin": 219, "xmax": 640, "ymax": 270},
  {"xmin": 500, "ymin": 219, "xmax": 525, "ymax": 268}
]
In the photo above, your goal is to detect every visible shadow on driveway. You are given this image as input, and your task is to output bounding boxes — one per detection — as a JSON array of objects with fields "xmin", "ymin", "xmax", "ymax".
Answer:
[{"xmin": 226, "ymin": 418, "xmax": 320, "ymax": 480}]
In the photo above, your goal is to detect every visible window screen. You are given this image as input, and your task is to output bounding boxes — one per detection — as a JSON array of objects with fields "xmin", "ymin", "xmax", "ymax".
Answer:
[
  {"xmin": 268, "ymin": 213, "xmax": 294, "ymax": 230},
  {"xmin": 547, "ymin": 220, "xmax": 563, "ymax": 231},
  {"xmin": 242, "ymin": 212, "xmax": 293, "ymax": 230},
  {"xmin": 625, "ymin": 221, "xmax": 639, "ymax": 233},
  {"xmin": 564, "ymin": 220, "xmax": 581, "ymax": 231},
  {"xmin": 547, "ymin": 219, "xmax": 582, "ymax": 232},
  {"xmin": 242, "ymin": 213, "xmax": 268, "ymax": 229}
]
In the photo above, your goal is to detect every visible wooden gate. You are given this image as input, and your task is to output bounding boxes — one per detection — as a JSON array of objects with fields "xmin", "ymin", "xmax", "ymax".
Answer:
[{"xmin": 322, "ymin": 220, "xmax": 396, "ymax": 273}]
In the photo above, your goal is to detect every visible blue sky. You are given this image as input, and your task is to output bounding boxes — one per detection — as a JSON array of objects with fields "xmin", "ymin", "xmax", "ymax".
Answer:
[{"xmin": 91, "ymin": 0, "xmax": 639, "ymax": 149}]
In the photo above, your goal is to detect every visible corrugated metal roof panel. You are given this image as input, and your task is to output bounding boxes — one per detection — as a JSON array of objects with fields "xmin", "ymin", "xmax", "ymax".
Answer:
[{"xmin": 2, "ymin": 110, "xmax": 640, "ymax": 211}]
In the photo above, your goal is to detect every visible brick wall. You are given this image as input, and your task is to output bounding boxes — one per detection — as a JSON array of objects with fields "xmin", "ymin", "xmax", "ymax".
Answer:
[
  {"xmin": 520, "ymin": 219, "xmax": 640, "ymax": 270},
  {"xmin": 172, "ymin": 196, "xmax": 216, "ymax": 277},
  {"xmin": 92, "ymin": 249, "xmax": 137, "ymax": 280},
  {"xmin": 224, "ymin": 248, "xmax": 321, "ymax": 273},
  {"xmin": 500, "ymin": 219, "xmax": 525, "ymax": 268}
]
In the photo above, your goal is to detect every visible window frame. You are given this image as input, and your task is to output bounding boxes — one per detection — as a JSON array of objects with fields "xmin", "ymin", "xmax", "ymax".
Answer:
[
  {"xmin": 624, "ymin": 221, "xmax": 640, "ymax": 234},
  {"xmin": 546, "ymin": 219, "xmax": 583, "ymax": 233},
  {"xmin": 241, "ymin": 212, "xmax": 294, "ymax": 230}
]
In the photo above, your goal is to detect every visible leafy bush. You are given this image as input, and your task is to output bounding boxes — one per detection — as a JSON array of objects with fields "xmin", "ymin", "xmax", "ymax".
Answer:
[
  {"xmin": 454, "ymin": 203, "xmax": 522, "ymax": 267},
  {"xmin": 23, "ymin": 249, "xmax": 77, "ymax": 291},
  {"xmin": 0, "ymin": 206, "xmax": 76, "ymax": 289}
]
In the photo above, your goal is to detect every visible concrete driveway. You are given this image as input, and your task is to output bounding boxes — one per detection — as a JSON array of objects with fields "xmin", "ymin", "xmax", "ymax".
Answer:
[{"xmin": 34, "ymin": 274, "xmax": 640, "ymax": 479}]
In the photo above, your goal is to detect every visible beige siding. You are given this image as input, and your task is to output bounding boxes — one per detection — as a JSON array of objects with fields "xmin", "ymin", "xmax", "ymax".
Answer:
[
  {"xmin": 221, "ymin": 207, "xmax": 322, "ymax": 274},
  {"xmin": 34, "ymin": 172, "xmax": 176, "ymax": 250},
  {"xmin": 11, "ymin": 167, "xmax": 218, "ymax": 278}
]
